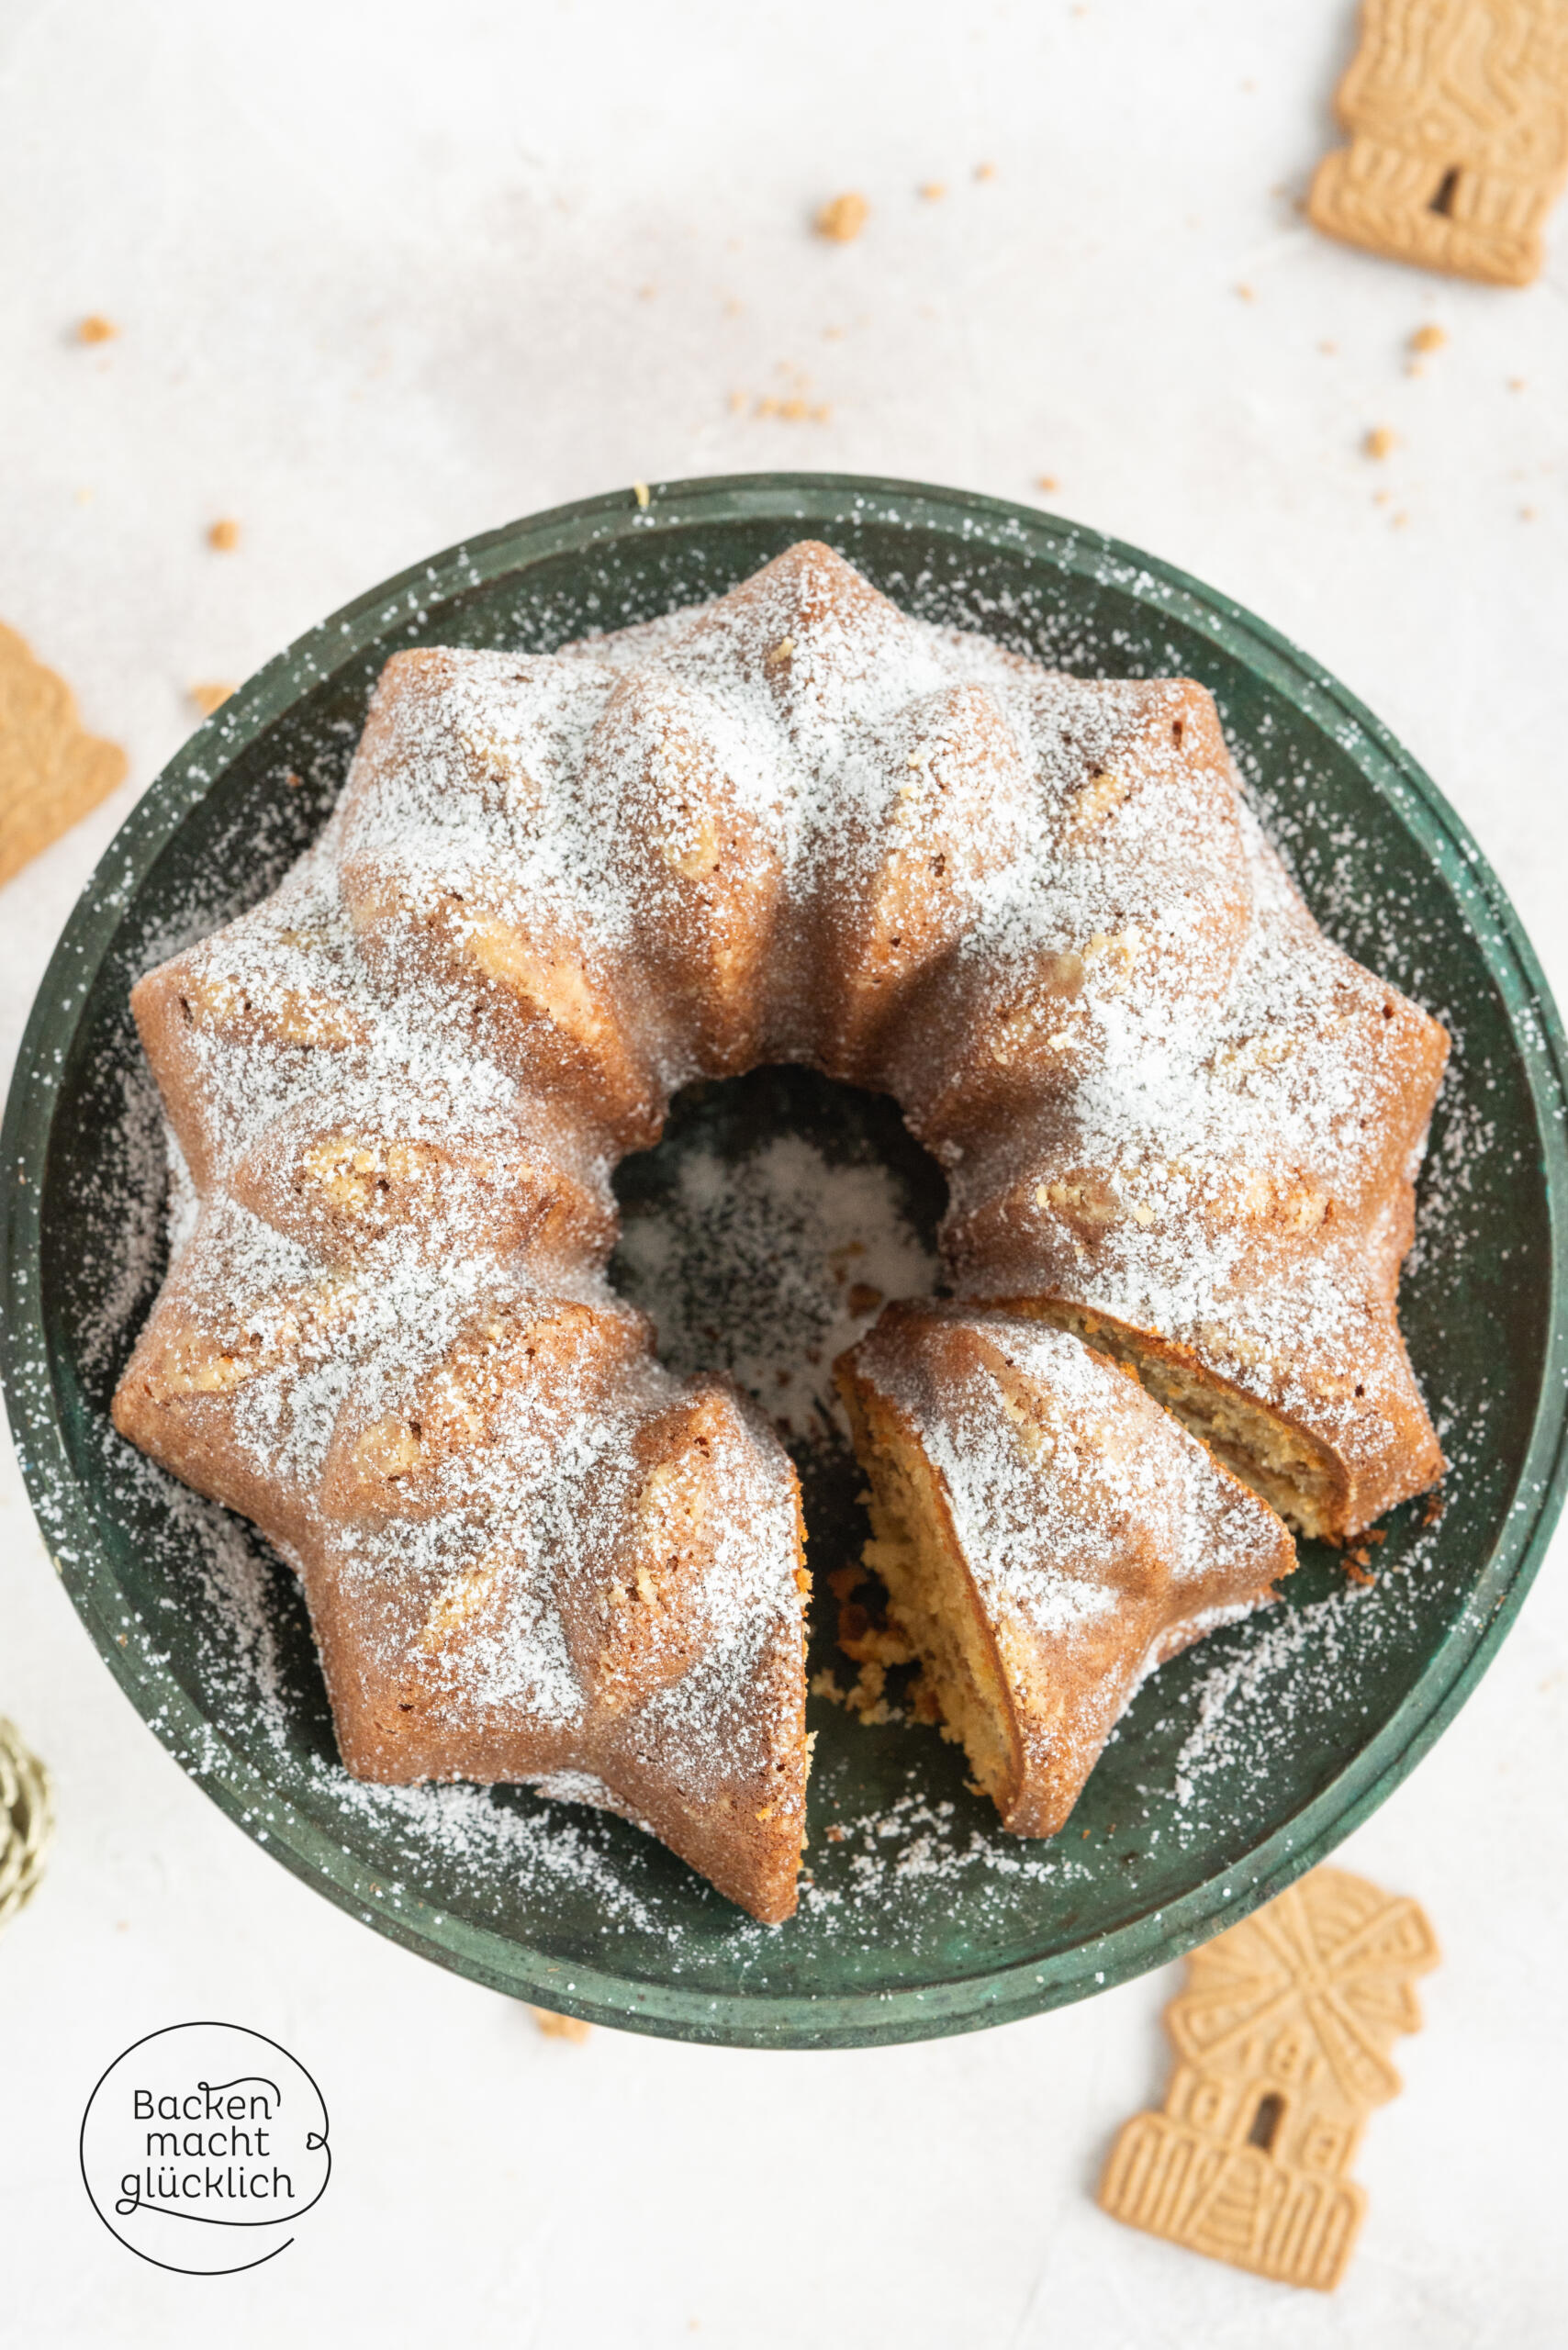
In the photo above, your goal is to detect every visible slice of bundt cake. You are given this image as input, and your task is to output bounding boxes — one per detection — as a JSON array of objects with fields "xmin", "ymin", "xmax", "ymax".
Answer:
[{"xmin": 835, "ymin": 1304, "xmax": 1296, "ymax": 1835}]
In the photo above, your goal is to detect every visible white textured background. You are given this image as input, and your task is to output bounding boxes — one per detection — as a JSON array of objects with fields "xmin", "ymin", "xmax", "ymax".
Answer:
[{"xmin": 2, "ymin": 3, "xmax": 1565, "ymax": 2344}]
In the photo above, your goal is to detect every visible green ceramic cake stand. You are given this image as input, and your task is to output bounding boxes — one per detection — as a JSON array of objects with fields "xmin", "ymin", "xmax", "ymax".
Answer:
[{"xmin": 4, "ymin": 474, "xmax": 1564, "ymax": 2046}]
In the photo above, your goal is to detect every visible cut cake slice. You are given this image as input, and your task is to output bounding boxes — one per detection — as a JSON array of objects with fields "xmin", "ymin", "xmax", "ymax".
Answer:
[{"xmin": 835, "ymin": 1303, "xmax": 1296, "ymax": 1836}]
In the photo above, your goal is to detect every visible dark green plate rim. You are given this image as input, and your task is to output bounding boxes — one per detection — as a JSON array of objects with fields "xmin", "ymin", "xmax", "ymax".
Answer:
[{"xmin": 5, "ymin": 472, "xmax": 1566, "ymax": 2047}]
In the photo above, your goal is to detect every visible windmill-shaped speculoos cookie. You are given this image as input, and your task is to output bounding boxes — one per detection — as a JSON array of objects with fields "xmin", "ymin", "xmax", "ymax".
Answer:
[
  {"xmin": 1099, "ymin": 1867, "xmax": 1439, "ymax": 2291},
  {"xmin": 1310, "ymin": 0, "xmax": 1568, "ymax": 286}
]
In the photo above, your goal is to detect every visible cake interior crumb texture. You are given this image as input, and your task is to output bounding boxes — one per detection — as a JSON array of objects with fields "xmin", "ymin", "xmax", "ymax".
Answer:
[{"xmin": 841, "ymin": 1375, "xmax": 1019, "ymax": 1808}]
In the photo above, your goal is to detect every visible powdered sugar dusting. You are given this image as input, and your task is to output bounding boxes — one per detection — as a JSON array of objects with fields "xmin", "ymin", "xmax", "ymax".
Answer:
[{"xmin": 71, "ymin": 536, "xmax": 1469, "ymax": 1958}]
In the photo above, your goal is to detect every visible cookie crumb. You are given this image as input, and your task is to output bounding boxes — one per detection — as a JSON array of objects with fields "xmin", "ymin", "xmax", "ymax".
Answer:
[
  {"xmin": 974, "ymin": 162, "xmax": 996, "ymax": 182},
  {"xmin": 815, "ymin": 192, "xmax": 868, "ymax": 243},
  {"xmin": 1236, "ymin": 282, "xmax": 1255, "ymax": 301},
  {"xmin": 189, "ymin": 681, "xmax": 235, "ymax": 715},
  {"xmin": 1363, "ymin": 426, "xmax": 1395, "ymax": 461},
  {"xmin": 919, "ymin": 181, "xmax": 946, "ymax": 201},
  {"xmin": 207, "ymin": 518, "xmax": 241, "ymax": 552},
  {"xmin": 530, "ymin": 2007, "xmax": 590, "ymax": 2042},
  {"xmin": 1410, "ymin": 323, "xmax": 1446, "ymax": 353},
  {"xmin": 1036, "ymin": 473, "xmax": 1059, "ymax": 493},
  {"xmin": 1318, "ymin": 339, "xmax": 1337, "ymax": 354},
  {"xmin": 77, "ymin": 314, "xmax": 118, "ymax": 344},
  {"xmin": 632, "ymin": 480, "xmax": 651, "ymax": 509}
]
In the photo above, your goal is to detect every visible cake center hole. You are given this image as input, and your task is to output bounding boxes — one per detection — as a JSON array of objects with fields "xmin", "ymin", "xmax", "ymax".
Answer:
[{"xmin": 610, "ymin": 1064, "xmax": 946, "ymax": 1564}]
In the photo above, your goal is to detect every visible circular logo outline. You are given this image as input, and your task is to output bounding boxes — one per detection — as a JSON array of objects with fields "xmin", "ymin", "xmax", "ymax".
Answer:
[{"xmin": 80, "ymin": 2020, "xmax": 331, "ymax": 2275}]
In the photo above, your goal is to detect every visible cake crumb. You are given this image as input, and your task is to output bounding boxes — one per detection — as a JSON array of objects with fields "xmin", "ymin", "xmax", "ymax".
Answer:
[
  {"xmin": 207, "ymin": 518, "xmax": 241, "ymax": 552},
  {"xmin": 975, "ymin": 162, "xmax": 996, "ymax": 182},
  {"xmin": 911, "ymin": 1676, "xmax": 943, "ymax": 1726},
  {"xmin": 188, "ymin": 682, "xmax": 235, "ymax": 716},
  {"xmin": 77, "ymin": 314, "xmax": 118, "ymax": 344},
  {"xmin": 815, "ymin": 192, "xmax": 869, "ymax": 242},
  {"xmin": 846, "ymin": 1282, "xmax": 883, "ymax": 1316},
  {"xmin": 530, "ymin": 2007, "xmax": 591, "ymax": 2042},
  {"xmin": 1236, "ymin": 282, "xmax": 1255, "ymax": 301},
  {"xmin": 1036, "ymin": 473, "xmax": 1060, "ymax": 493},
  {"xmin": 1363, "ymin": 427, "xmax": 1395, "ymax": 460},
  {"xmin": 1410, "ymin": 323, "xmax": 1446, "ymax": 353},
  {"xmin": 919, "ymin": 181, "xmax": 946, "ymax": 201}
]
